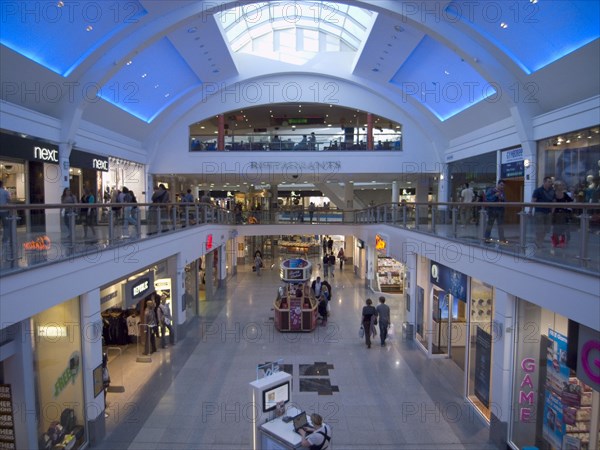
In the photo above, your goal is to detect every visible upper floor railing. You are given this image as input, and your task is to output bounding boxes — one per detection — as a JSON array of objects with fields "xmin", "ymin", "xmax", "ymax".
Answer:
[
  {"xmin": 190, "ymin": 131, "xmax": 402, "ymax": 152},
  {"xmin": 0, "ymin": 201, "xmax": 598, "ymax": 275}
]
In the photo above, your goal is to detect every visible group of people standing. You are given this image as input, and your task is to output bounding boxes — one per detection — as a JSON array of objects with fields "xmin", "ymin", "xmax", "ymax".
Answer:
[
  {"xmin": 531, "ymin": 176, "xmax": 574, "ymax": 249},
  {"xmin": 142, "ymin": 293, "xmax": 175, "ymax": 355}
]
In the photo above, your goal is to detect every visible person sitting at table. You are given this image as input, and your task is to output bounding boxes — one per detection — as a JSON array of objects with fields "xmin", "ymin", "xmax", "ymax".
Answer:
[{"xmin": 298, "ymin": 413, "xmax": 331, "ymax": 449}]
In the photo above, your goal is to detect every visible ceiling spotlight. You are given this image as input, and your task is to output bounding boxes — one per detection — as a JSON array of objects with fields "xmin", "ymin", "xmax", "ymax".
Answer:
[{"xmin": 500, "ymin": 22, "xmax": 508, "ymax": 29}]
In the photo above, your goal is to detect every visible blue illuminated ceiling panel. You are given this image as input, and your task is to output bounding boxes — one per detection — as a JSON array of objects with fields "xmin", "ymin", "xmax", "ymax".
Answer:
[
  {"xmin": 446, "ymin": 0, "xmax": 599, "ymax": 74},
  {"xmin": 97, "ymin": 38, "xmax": 202, "ymax": 123},
  {"xmin": 390, "ymin": 36, "xmax": 496, "ymax": 122},
  {"xmin": 0, "ymin": 1, "xmax": 147, "ymax": 76}
]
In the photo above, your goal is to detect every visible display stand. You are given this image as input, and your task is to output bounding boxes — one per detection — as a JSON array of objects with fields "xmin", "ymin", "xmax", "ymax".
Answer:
[
  {"xmin": 376, "ymin": 256, "xmax": 404, "ymax": 293},
  {"xmin": 274, "ymin": 259, "xmax": 317, "ymax": 332},
  {"xmin": 249, "ymin": 371, "xmax": 294, "ymax": 450}
]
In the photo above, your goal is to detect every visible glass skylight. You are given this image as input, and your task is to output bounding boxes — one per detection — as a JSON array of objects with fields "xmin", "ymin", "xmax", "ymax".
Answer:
[{"xmin": 217, "ymin": 1, "xmax": 376, "ymax": 65}]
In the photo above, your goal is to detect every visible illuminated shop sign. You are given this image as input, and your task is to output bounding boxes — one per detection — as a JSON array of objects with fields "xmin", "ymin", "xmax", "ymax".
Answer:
[
  {"xmin": 375, "ymin": 234, "xmax": 388, "ymax": 255},
  {"xmin": 70, "ymin": 150, "xmax": 109, "ymax": 172},
  {"xmin": 206, "ymin": 234, "xmax": 213, "ymax": 250},
  {"xmin": 0, "ymin": 132, "xmax": 59, "ymax": 164},
  {"xmin": 577, "ymin": 324, "xmax": 600, "ymax": 391},
  {"xmin": 132, "ymin": 278, "xmax": 150, "ymax": 298},
  {"xmin": 23, "ymin": 235, "xmax": 51, "ymax": 251},
  {"xmin": 124, "ymin": 271, "xmax": 155, "ymax": 308},
  {"xmin": 518, "ymin": 358, "xmax": 536, "ymax": 422}
]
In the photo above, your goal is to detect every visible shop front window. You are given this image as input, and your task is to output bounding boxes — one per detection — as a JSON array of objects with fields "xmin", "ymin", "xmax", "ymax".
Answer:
[
  {"xmin": 511, "ymin": 299, "xmax": 600, "ymax": 450},
  {"xmin": 539, "ymin": 126, "xmax": 600, "ymax": 198},
  {"xmin": 467, "ymin": 279, "xmax": 494, "ymax": 420},
  {"xmin": 32, "ymin": 297, "xmax": 86, "ymax": 449}
]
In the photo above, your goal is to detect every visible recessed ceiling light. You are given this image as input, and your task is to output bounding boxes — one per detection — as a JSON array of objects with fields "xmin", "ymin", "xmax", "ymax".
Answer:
[
  {"xmin": 57, "ymin": 1, "xmax": 64, "ymax": 7},
  {"xmin": 141, "ymin": 73, "xmax": 147, "ymax": 78},
  {"xmin": 188, "ymin": 27, "xmax": 198, "ymax": 33},
  {"xmin": 500, "ymin": 22, "xmax": 508, "ymax": 29},
  {"xmin": 126, "ymin": 60, "xmax": 132, "ymax": 65},
  {"xmin": 86, "ymin": 25, "xmax": 93, "ymax": 32},
  {"xmin": 164, "ymin": 93, "xmax": 170, "ymax": 98},
  {"xmin": 327, "ymin": 124, "xmax": 332, "ymax": 127},
  {"xmin": 154, "ymin": 84, "xmax": 159, "ymax": 89}
]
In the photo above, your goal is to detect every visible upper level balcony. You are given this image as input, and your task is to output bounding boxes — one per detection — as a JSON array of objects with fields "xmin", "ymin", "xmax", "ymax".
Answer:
[{"xmin": 0, "ymin": 201, "xmax": 598, "ymax": 276}]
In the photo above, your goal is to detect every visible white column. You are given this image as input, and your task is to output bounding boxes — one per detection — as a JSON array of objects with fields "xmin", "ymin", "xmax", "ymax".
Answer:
[
  {"xmin": 175, "ymin": 253, "xmax": 186, "ymax": 327},
  {"xmin": 343, "ymin": 181, "xmax": 354, "ymax": 221},
  {"xmin": 391, "ymin": 180, "xmax": 399, "ymax": 203},
  {"xmin": 405, "ymin": 252, "xmax": 418, "ymax": 328},
  {"xmin": 522, "ymin": 140, "xmax": 537, "ymax": 203},
  {"xmin": 79, "ymin": 289, "xmax": 105, "ymax": 435},
  {"xmin": 489, "ymin": 288, "xmax": 515, "ymax": 424}
]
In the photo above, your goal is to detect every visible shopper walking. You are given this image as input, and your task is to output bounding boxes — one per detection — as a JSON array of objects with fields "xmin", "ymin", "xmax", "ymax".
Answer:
[
  {"xmin": 551, "ymin": 180, "xmax": 573, "ymax": 249},
  {"xmin": 376, "ymin": 296, "xmax": 391, "ymax": 346},
  {"xmin": 337, "ymin": 248, "xmax": 345, "ymax": 271},
  {"xmin": 0, "ymin": 181, "xmax": 12, "ymax": 246},
  {"xmin": 484, "ymin": 180, "xmax": 507, "ymax": 243},
  {"xmin": 157, "ymin": 296, "xmax": 175, "ymax": 347},
  {"xmin": 61, "ymin": 187, "xmax": 77, "ymax": 239},
  {"xmin": 254, "ymin": 252, "xmax": 263, "ymax": 276},
  {"xmin": 531, "ymin": 176, "xmax": 555, "ymax": 247},
  {"xmin": 361, "ymin": 298, "xmax": 378, "ymax": 349},
  {"xmin": 328, "ymin": 252, "xmax": 336, "ymax": 278},
  {"xmin": 322, "ymin": 252, "xmax": 329, "ymax": 277},
  {"xmin": 80, "ymin": 188, "xmax": 96, "ymax": 238}
]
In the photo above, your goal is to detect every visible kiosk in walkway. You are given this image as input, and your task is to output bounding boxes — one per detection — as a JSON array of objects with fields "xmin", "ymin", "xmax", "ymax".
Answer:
[{"xmin": 274, "ymin": 258, "xmax": 317, "ymax": 332}]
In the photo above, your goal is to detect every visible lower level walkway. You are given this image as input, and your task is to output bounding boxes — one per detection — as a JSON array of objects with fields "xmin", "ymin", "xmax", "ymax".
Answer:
[{"xmin": 98, "ymin": 253, "xmax": 498, "ymax": 450}]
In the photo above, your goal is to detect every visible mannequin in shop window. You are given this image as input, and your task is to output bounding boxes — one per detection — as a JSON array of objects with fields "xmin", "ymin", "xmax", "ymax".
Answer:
[
  {"xmin": 157, "ymin": 295, "xmax": 175, "ymax": 348},
  {"xmin": 144, "ymin": 299, "xmax": 158, "ymax": 355}
]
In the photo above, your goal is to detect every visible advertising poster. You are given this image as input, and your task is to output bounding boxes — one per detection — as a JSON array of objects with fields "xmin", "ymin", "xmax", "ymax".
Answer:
[
  {"xmin": 474, "ymin": 327, "xmax": 492, "ymax": 408},
  {"xmin": 289, "ymin": 298, "xmax": 302, "ymax": 331},
  {"xmin": 543, "ymin": 329, "xmax": 569, "ymax": 449},
  {"xmin": 430, "ymin": 261, "xmax": 467, "ymax": 301}
]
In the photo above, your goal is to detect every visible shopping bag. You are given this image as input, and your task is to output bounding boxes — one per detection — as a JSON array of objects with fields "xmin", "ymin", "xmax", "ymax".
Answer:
[
  {"xmin": 387, "ymin": 323, "xmax": 394, "ymax": 339},
  {"xmin": 358, "ymin": 325, "xmax": 364, "ymax": 338}
]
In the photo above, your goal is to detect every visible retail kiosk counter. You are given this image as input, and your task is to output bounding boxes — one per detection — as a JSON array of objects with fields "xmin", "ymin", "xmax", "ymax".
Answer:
[
  {"xmin": 274, "ymin": 285, "xmax": 318, "ymax": 332},
  {"xmin": 260, "ymin": 407, "xmax": 310, "ymax": 450}
]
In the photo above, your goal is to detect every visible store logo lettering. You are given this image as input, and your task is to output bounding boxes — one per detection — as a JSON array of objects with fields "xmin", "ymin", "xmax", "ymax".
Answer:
[
  {"xmin": 92, "ymin": 159, "xmax": 108, "ymax": 170},
  {"xmin": 518, "ymin": 358, "xmax": 536, "ymax": 422},
  {"xmin": 133, "ymin": 280, "xmax": 149, "ymax": 297},
  {"xmin": 33, "ymin": 146, "xmax": 58, "ymax": 162},
  {"xmin": 581, "ymin": 340, "xmax": 600, "ymax": 384}
]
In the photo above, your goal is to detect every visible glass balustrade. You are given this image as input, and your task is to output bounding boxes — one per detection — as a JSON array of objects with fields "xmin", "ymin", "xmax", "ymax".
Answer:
[{"xmin": 0, "ymin": 201, "xmax": 598, "ymax": 275}]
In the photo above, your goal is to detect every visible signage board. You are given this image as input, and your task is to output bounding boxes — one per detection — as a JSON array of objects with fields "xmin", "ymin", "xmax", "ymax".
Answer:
[
  {"xmin": 70, "ymin": 149, "xmax": 109, "ymax": 172},
  {"xmin": 124, "ymin": 271, "xmax": 155, "ymax": 308},
  {"xmin": 0, "ymin": 132, "xmax": 59, "ymax": 164},
  {"xmin": 430, "ymin": 261, "xmax": 467, "ymax": 301}
]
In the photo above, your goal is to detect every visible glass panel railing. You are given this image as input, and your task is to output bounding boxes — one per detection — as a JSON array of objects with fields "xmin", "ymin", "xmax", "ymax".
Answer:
[
  {"xmin": 1, "ymin": 201, "xmax": 597, "ymax": 275},
  {"xmin": 190, "ymin": 131, "xmax": 403, "ymax": 152}
]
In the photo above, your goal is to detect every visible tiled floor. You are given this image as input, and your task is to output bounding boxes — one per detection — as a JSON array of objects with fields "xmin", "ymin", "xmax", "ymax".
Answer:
[{"xmin": 97, "ymin": 252, "xmax": 498, "ymax": 450}]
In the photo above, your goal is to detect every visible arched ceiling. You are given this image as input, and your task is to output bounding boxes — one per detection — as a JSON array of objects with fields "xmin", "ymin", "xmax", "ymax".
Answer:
[{"xmin": 1, "ymin": 0, "xmax": 598, "ymax": 148}]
